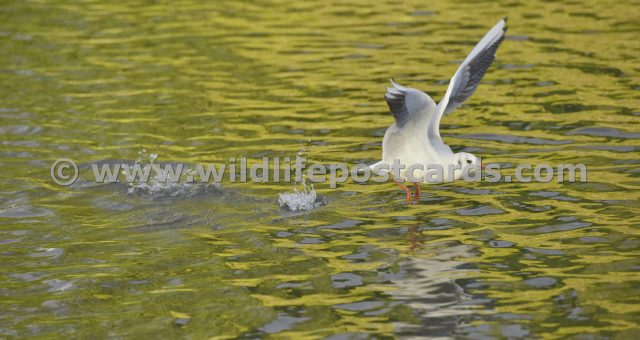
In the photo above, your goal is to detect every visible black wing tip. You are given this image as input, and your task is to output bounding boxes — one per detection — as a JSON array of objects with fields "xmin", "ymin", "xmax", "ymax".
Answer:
[{"xmin": 498, "ymin": 17, "xmax": 508, "ymax": 35}]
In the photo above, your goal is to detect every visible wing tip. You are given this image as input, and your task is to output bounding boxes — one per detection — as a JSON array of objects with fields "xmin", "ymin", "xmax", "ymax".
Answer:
[
  {"xmin": 389, "ymin": 78, "xmax": 408, "ymax": 92},
  {"xmin": 500, "ymin": 17, "xmax": 508, "ymax": 33}
]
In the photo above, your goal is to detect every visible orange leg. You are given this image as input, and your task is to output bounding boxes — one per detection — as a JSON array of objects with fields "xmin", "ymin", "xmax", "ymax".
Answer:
[
  {"xmin": 394, "ymin": 181, "xmax": 412, "ymax": 205},
  {"xmin": 412, "ymin": 183, "xmax": 421, "ymax": 203}
]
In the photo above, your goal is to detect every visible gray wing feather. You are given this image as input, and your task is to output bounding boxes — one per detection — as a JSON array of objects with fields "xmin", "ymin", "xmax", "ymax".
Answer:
[
  {"xmin": 444, "ymin": 25, "xmax": 506, "ymax": 114},
  {"xmin": 430, "ymin": 19, "xmax": 507, "ymax": 139},
  {"xmin": 384, "ymin": 79, "xmax": 411, "ymax": 127},
  {"xmin": 384, "ymin": 79, "xmax": 431, "ymax": 128}
]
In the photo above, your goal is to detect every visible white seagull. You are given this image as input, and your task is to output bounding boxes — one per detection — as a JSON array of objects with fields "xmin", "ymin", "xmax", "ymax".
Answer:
[{"xmin": 371, "ymin": 18, "xmax": 507, "ymax": 204}]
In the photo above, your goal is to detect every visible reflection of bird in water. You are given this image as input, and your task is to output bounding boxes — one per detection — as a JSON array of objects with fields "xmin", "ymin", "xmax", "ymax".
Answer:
[
  {"xmin": 390, "ymin": 235, "xmax": 479, "ymax": 338},
  {"xmin": 370, "ymin": 19, "xmax": 507, "ymax": 205},
  {"xmin": 408, "ymin": 225, "xmax": 422, "ymax": 251}
]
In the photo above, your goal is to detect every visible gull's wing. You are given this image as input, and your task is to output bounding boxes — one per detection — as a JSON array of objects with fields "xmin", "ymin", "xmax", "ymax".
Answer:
[
  {"xmin": 384, "ymin": 79, "xmax": 433, "ymax": 129},
  {"xmin": 429, "ymin": 18, "xmax": 507, "ymax": 139}
]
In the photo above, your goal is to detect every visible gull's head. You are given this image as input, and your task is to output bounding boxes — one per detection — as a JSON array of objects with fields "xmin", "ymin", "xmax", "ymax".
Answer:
[
  {"xmin": 451, "ymin": 152, "xmax": 482, "ymax": 180},
  {"xmin": 454, "ymin": 152, "xmax": 482, "ymax": 171}
]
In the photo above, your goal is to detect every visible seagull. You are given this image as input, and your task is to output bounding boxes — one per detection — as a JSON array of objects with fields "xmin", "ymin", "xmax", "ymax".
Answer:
[{"xmin": 370, "ymin": 18, "xmax": 507, "ymax": 205}]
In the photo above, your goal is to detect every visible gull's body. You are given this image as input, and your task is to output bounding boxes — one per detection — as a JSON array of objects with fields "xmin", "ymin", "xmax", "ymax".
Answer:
[{"xmin": 372, "ymin": 19, "xmax": 507, "ymax": 188}]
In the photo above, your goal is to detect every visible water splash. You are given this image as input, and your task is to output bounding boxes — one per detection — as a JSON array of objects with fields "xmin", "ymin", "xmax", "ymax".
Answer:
[
  {"xmin": 127, "ymin": 151, "xmax": 220, "ymax": 199},
  {"xmin": 277, "ymin": 181, "xmax": 325, "ymax": 211},
  {"xmin": 278, "ymin": 150, "xmax": 326, "ymax": 211}
]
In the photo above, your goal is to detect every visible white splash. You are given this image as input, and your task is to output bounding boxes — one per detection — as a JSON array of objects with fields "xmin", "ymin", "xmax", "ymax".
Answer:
[
  {"xmin": 127, "ymin": 151, "xmax": 218, "ymax": 198},
  {"xmin": 277, "ymin": 181, "xmax": 322, "ymax": 211},
  {"xmin": 277, "ymin": 150, "xmax": 325, "ymax": 211}
]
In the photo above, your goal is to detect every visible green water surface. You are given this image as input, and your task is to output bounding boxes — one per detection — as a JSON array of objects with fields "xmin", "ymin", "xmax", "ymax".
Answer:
[{"xmin": 1, "ymin": 0, "xmax": 639, "ymax": 338}]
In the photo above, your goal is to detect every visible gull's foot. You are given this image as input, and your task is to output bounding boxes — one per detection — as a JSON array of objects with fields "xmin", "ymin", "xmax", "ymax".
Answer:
[
  {"xmin": 394, "ymin": 181, "xmax": 413, "ymax": 205},
  {"xmin": 412, "ymin": 183, "xmax": 421, "ymax": 203}
]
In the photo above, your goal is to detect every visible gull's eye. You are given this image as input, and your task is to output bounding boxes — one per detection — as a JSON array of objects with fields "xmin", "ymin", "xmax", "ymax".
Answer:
[{"xmin": 466, "ymin": 159, "xmax": 472, "ymax": 164}]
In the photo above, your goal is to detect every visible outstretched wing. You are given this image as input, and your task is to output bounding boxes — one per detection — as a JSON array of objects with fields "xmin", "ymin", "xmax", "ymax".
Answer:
[
  {"xmin": 429, "ymin": 18, "xmax": 507, "ymax": 138},
  {"xmin": 384, "ymin": 79, "xmax": 432, "ymax": 129}
]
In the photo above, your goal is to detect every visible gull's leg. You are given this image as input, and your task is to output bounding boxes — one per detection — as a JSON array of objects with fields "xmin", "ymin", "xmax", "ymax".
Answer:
[
  {"xmin": 394, "ymin": 181, "xmax": 412, "ymax": 205},
  {"xmin": 412, "ymin": 183, "xmax": 421, "ymax": 203}
]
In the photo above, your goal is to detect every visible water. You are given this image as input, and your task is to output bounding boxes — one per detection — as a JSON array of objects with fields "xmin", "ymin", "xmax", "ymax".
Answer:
[{"xmin": 1, "ymin": 0, "xmax": 639, "ymax": 337}]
